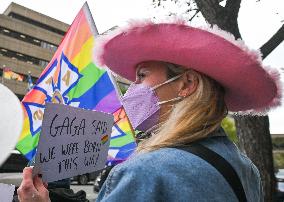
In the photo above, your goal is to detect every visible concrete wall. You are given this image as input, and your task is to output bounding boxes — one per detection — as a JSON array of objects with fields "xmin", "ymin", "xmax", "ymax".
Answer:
[
  {"xmin": 0, "ymin": 34, "xmax": 55, "ymax": 62},
  {"xmin": 0, "ymin": 15, "xmax": 64, "ymax": 45},
  {"xmin": 0, "ymin": 76, "xmax": 28, "ymax": 95},
  {"xmin": 3, "ymin": 2, "xmax": 69, "ymax": 33},
  {"xmin": 0, "ymin": 3, "xmax": 69, "ymax": 97},
  {"xmin": 0, "ymin": 55, "xmax": 44, "ymax": 77}
]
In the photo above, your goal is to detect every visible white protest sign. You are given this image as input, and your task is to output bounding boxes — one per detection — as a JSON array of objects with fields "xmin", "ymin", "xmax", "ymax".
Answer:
[
  {"xmin": 34, "ymin": 103, "xmax": 114, "ymax": 183},
  {"xmin": 0, "ymin": 183, "xmax": 15, "ymax": 202},
  {"xmin": 0, "ymin": 83, "xmax": 23, "ymax": 166}
]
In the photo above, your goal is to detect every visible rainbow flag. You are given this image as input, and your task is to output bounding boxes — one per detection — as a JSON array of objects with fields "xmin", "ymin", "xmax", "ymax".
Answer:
[
  {"xmin": 101, "ymin": 134, "xmax": 109, "ymax": 145},
  {"xmin": 16, "ymin": 3, "xmax": 136, "ymax": 165},
  {"xmin": 3, "ymin": 68, "xmax": 24, "ymax": 81}
]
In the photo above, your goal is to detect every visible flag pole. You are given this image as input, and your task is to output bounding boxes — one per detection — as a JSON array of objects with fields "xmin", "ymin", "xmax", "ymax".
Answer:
[
  {"xmin": 106, "ymin": 69, "xmax": 123, "ymax": 100},
  {"xmin": 83, "ymin": 2, "xmax": 99, "ymax": 36}
]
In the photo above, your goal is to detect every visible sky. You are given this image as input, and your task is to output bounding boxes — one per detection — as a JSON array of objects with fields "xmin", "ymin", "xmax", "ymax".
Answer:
[{"xmin": 0, "ymin": 0, "xmax": 284, "ymax": 133}]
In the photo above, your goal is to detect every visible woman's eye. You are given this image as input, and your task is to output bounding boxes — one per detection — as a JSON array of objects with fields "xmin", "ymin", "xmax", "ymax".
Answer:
[{"xmin": 137, "ymin": 73, "xmax": 146, "ymax": 79}]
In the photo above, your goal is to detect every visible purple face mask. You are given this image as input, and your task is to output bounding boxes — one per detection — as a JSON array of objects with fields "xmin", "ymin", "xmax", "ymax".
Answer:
[{"xmin": 121, "ymin": 74, "xmax": 183, "ymax": 132}]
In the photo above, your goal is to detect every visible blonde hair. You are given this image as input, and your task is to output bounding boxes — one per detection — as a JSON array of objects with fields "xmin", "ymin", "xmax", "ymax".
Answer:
[{"xmin": 136, "ymin": 64, "xmax": 228, "ymax": 153}]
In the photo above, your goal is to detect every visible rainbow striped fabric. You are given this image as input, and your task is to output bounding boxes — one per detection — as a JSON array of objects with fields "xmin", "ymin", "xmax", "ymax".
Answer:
[
  {"xmin": 3, "ymin": 68, "xmax": 24, "ymax": 81},
  {"xmin": 16, "ymin": 3, "xmax": 136, "ymax": 165}
]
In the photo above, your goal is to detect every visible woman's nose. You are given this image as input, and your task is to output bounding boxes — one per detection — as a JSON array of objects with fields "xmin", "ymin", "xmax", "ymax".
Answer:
[{"xmin": 134, "ymin": 79, "xmax": 141, "ymax": 84}]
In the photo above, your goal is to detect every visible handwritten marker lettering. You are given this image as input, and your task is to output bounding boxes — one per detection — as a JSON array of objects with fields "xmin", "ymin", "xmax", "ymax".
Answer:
[
  {"xmin": 84, "ymin": 153, "xmax": 100, "ymax": 167},
  {"xmin": 91, "ymin": 120, "xmax": 108, "ymax": 135},
  {"xmin": 61, "ymin": 142, "xmax": 79, "ymax": 156},
  {"xmin": 58, "ymin": 156, "xmax": 78, "ymax": 173},
  {"xmin": 49, "ymin": 114, "xmax": 86, "ymax": 137},
  {"xmin": 39, "ymin": 146, "xmax": 55, "ymax": 163},
  {"xmin": 34, "ymin": 103, "xmax": 113, "ymax": 183},
  {"xmin": 83, "ymin": 140, "xmax": 101, "ymax": 153}
]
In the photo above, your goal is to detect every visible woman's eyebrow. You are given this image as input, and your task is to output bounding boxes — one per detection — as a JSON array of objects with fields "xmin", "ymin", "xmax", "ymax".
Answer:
[
  {"xmin": 136, "ymin": 65, "xmax": 148, "ymax": 74},
  {"xmin": 136, "ymin": 64, "xmax": 143, "ymax": 74}
]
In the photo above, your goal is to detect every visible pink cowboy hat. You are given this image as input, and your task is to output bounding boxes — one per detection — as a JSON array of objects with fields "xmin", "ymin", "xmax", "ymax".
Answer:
[{"xmin": 94, "ymin": 19, "xmax": 282, "ymax": 115}]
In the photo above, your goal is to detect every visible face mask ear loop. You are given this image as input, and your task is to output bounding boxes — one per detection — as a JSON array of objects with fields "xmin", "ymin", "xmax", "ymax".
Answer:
[
  {"xmin": 158, "ymin": 96, "xmax": 183, "ymax": 105},
  {"xmin": 152, "ymin": 74, "xmax": 183, "ymax": 90}
]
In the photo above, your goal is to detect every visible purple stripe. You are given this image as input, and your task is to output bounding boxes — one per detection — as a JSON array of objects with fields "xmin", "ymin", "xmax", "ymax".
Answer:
[{"xmin": 94, "ymin": 90, "xmax": 121, "ymax": 113}]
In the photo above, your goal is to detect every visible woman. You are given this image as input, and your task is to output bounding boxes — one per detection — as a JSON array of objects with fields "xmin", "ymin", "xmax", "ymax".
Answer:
[{"xmin": 18, "ymin": 20, "xmax": 281, "ymax": 202}]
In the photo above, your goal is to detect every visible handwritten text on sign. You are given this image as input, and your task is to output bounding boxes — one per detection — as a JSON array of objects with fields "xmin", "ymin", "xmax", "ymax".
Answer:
[{"xmin": 34, "ymin": 103, "xmax": 114, "ymax": 183}]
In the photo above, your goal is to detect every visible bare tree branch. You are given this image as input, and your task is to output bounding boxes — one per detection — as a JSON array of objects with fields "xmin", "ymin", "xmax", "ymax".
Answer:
[
  {"xmin": 195, "ymin": 0, "xmax": 241, "ymax": 38},
  {"xmin": 225, "ymin": 0, "xmax": 241, "ymax": 19},
  {"xmin": 195, "ymin": 0, "xmax": 221, "ymax": 22},
  {"xmin": 260, "ymin": 24, "xmax": 284, "ymax": 59},
  {"xmin": 189, "ymin": 9, "xmax": 200, "ymax": 21},
  {"xmin": 209, "ymin": 0, "xmax": 222, "ymax": 7}
]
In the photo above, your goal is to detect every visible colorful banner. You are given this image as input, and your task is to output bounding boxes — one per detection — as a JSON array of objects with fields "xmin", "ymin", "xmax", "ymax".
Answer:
[
  {"xmin": 3, "ymin": 68, "xmax": 24, "ymax": 81},
  {"xmin": 16, "ymin": 3, "xmax": 136, "ymax": 165}
]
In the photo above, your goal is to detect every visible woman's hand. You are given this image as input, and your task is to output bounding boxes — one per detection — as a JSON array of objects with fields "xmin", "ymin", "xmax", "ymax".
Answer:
[{"xmin": 17, "ymin": 167, "xmax": 50, "ymax": 202}]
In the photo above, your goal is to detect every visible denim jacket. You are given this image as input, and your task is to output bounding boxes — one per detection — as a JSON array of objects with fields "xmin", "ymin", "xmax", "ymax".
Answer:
[{"xmin": 97, "ymin": 128, "xmax": 263, "ymax": 202}]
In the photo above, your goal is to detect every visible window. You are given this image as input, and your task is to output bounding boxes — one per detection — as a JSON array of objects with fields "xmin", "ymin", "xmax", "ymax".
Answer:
[
  {"xmin": 0, "ymin": 26, "xmax": 58, "ymax": 51},
  {"xmin": 8, "ymin": 12, "xmax": 66, "ymax": 36},
  {"xmin": 0, "ymin": 47, "xmax": 49, "ymax": 67},
  {"xmin": 39, "ymin": 60, "xmax": 48, "ymax": 67},
  {"xmin": 41, "ymin": 41, "xmax": 57, "ymax": 51}
]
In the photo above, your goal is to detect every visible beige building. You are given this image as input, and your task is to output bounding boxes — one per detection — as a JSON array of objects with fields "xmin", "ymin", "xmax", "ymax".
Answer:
[{"xmin": 0, "ymin": 2, "xmax": 69, "ymax": 100}]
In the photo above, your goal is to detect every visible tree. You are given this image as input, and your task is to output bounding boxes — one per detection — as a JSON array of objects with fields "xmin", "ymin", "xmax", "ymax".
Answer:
[
  {"xmin": 221, "ymin": 117, "xmax": 237, "ymax": 143},
  {"xmin": 152, "ymin": 1, "xmax": 284, "ymax": 201}
]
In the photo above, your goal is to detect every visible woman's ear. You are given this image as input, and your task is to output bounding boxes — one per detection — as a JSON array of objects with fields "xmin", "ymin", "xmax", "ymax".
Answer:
[{"xmin": 178, "ymin": 71, "xmax": 199, "ymax": 97}]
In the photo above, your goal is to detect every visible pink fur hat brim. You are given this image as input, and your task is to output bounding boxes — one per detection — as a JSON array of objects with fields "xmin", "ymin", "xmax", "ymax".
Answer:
[{"xmin": 94, "ymin": 20, "xmax": 282, "ymax": 115}]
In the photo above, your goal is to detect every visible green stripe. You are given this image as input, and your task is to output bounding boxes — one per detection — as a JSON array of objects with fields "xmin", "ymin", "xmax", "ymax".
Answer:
[
  {"xmin": 110, "ymin": 131, "xmax": 135, "ymax": 147},
  {"xmin": 16, "ymin": 132, "xmax": 40, "ymax": 155},
  {"xmin": 68, "ymin": 62, "xmax": 106, "ymax": 99}
]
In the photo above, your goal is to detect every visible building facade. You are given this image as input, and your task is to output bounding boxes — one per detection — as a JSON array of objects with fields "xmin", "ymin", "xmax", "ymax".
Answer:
[{"xmin": 0, "ymin": 2, "xmax": 69, "ymax": 100}]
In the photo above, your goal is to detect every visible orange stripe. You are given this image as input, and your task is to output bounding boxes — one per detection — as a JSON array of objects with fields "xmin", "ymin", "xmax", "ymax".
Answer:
[
  {"xmin": 63, "ymin": 10, "xmax": 92, "ymax": 60},
  {"xmin": 65, "ymin": 23, "xmax": 92, "ymax": 60},
  {"xmin": 22, "ymin": 88, "xmax": 46, "ymax": 104}
]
